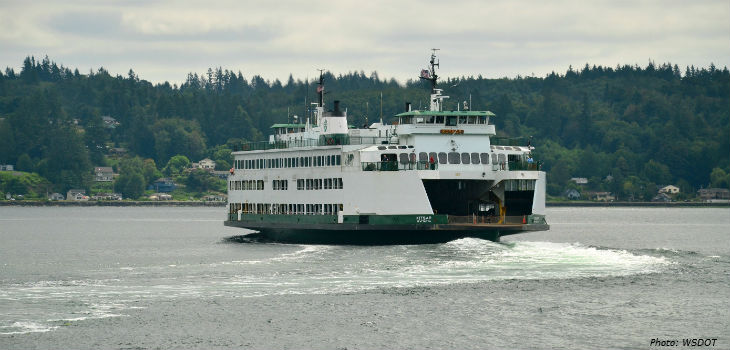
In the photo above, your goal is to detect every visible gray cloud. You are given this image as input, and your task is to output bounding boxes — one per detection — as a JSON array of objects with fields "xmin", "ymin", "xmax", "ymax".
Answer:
[{"xmin": 0, "ymin": 0, "xmax": 727, "ymax": 84}]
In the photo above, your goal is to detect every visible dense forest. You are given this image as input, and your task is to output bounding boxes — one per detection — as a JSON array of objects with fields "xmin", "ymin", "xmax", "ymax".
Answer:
[{"xmin": 0, "ymin": 56, "xmax": 728, "ymax": 200}]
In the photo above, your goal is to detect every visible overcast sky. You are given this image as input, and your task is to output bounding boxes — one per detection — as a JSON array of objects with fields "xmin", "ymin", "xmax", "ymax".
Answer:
[{"xmin": 1, "ymin": 0, "xmax": 728, "ymax": 85}]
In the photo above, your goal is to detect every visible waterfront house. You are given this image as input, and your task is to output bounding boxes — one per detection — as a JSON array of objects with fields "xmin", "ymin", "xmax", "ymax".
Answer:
[
  {"xmin": 587, "ymin": 191, "xmax": 615, "ymax": 202},
  {"xmin": 564, "ymin": 188, "xmax": 581, "ymax": 200},
  {"xmin": 66, "ymin": 189, "xmax": 88, "ymax": 201},
  {"xmin": 148, "ymin": 178, "xmax": 176, "ymax": 192},
  {"xmin": 659, "ymin": 185, "xmax": 680, "ymax": 194},
  {"xmin": 698, "ymin": 188, "xmax": 730, "ymax": 202},
  {"xmin": 102, "ymin": 116, "xmax": 120, "ymax": 128},
  {"xmin": 48, "ymin": 193, "xmax": 65, "ymax": 201},
  {"xmin": 570, "ymin": 177, "xmax": 588, "ymax": 185},
  {"xmin": 0, "ymin": 164, "xmax": 14, "ymax": 171},
  {"xmin": 193, "ymin": 158, "xmax": 216, "ymax": 171},
  {"xmin": 149, "ymin": 193, "xmax": 172, "ymax": 200},
  {"xmin": 91, "ymin": 192, "xmax": 122, "ymax": 201},
  {"xmin": 652, "ymin": 192, "xmax": 672, "ymax": 202},
  {"xmin": 94, "ymin": 167, "xmax": 115, "ymax": 182},
  {"xmin": 204, "ymin": 194, "xmax": 227, "ymax": 202},
  {"xmin": 109, "ymin": 148, "xmax": 127, "ymax": 157}
]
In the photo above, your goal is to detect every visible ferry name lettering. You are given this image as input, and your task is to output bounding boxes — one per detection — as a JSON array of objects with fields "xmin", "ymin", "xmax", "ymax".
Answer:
[
  {"xmin": 416, "ymin": 216, "xmax": 432, "ymax": 223},
  {"xmin": 440, "ymin": 129, "xmax": 464, "ymax": 135}
]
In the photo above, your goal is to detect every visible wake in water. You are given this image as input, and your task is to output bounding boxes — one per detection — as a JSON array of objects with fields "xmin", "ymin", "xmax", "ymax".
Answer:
[{"xmin": 0, "ymin": 238, "xmax": 675, "ymax": 336}]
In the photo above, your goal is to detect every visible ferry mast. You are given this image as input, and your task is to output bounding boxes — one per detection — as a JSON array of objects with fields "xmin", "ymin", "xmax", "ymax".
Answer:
[
  {"xmin": 420, "ymin": 48, "xmax": 440, "ymax": 93},
  {"xmin": 419, "ymin": 49, "xmax": 447, "ymax": 112}
]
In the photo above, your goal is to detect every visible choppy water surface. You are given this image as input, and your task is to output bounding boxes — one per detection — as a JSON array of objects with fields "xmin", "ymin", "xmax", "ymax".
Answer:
[{"xmin": 1, "ymin": 206, "xmax": 728, "ymax": 349}]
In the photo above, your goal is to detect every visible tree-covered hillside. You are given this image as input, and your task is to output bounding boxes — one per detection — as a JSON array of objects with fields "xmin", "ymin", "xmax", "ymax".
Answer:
[{"xmin": 1, "ymin": 56, "xmax": 728, "ymax": 199}]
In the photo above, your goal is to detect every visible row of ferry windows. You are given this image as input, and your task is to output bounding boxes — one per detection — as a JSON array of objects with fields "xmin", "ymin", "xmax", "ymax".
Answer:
[
  {"xmin": 399, "ymin": 115, "xmax": 488, "ymax": 125},
  {"xmin": 229, "ymin": 178, "xmax": 343, "ymax": 191},
  {"xmin": 230, "ymin": 203, "xmax": 342, "ymax": 215},
  {"xmin": 297, "ymin": 178, "xmax": 343, "ymax": 190},
  {"xmin": 417, "ymin": 152, "xmax": 506, "ymax": 165},
  {"xmin": 234, "ymin": 155, "xmax": 342, "ymax": 170},
  {"xmin": 229, "ymin": 180, "xmax": 265, "ymax": 191}
]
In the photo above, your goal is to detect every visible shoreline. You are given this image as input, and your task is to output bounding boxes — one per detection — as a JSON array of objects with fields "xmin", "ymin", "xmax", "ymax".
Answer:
[
  {"xmin": 546, "ymin": 201, "xmax": 729, "ymax": 207},
  {"xmin": 0, "ymin": 200, "xmax": 727, "ymax": 208},
  {"xmin": 0, "ymin": 200, "xmax": 226, "ymax": 207}
]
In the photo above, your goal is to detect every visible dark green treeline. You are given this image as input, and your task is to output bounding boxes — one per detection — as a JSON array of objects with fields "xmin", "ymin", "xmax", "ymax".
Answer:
[{"xmin": 0, "ymin": 56, "xmax": 728, "ymax": 199}]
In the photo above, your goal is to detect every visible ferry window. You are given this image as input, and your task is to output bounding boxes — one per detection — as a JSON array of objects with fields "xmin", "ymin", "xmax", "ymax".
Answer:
[
  {"xmin": 436, "ymin": 115, "xmax": 445, "ymax": 124},
  {"xmin": 491, "ymin": 153, "xmax": 498, "ymax": 164},
  {"xmin": 399, "ymin": 153, "xmax": 409, "ymax": 164},
  {"xmin": 409, "ymin": 153, "xmax": 416, "ymax": 163},
  {"xmin": 461, "ymin": 153, "xmax": 470, "ymax": 164},
  {"xmin": 324, "ymin": 178, "xmax": 331, "ymax": 189},
  {"xmin": 498, "ymin": 154, "xmax": 506, "ymax": 164},
  {"xmin": 429, "ymin": 152, "xmax": 438, "ymax": 163},
  {"xmin": 459, "ymin": 116, "xmax": 468, "ymax": 124},
  {"xmin": 448, "ymin": 152, "xmax": 461, "ymax": 164},
  {"xmin": 438, "ymin": 152, "xmax": 447, "ymax": 164},
  {"xmin": 338, "ymin": 178, "xmax": 343, "ymax": 189},
  {"xmin": 427, "ymin": 115, "xmax": 435, "ymax": 123},
  {"xmin": 258, "ymin": 180, "xmax": 264, "ymax": 190},
  {"xmin": 316, "ymin": 179, "xmax": 322, "ymax": 190},
  {"xmin": 468, "ymin": 116, "xmax": 477, "ymax": 124},
  {"xmin": 306, "ymin": 179, "xmax": 312, "ymax": 190},
  {"xmin": 381, "ymin": 153, "xmax": 397, "ymax": 162},
  {"xmin": 479, "ymin": 116, "xmax": 487, "ymax": 124},
  {"xmin": 419, "ymin": 152, "xmax": 428, "ymax": 162},
  {"xmin": 336, "ymin": 155, "xmax": 341, "ymax": 165},
  {"xmin": 446, "ymin": 116, "xmax": 457, "ymax": 126},
  {"xmin": 480, "ymin": 153, "xmax": 489, "ymax": 164},
  {"xmin": 401, "ymin": 116, "xmax": 412, "ymax": 124},
  {"xmin": 471, "ymin": 152, "xmax": 480, "ymax": 164},
  {"xmin": 326, "ymin": 156, "xmax": 331, "ymax": 166},
  {"xmin": 377, "ymin": 146, "xmax": 386, "ymax": 150},
  {"xmin": 388, "ymin": 146, "xmax": 397, "ymax": 149},
  {"xmin": 297, "ymin": 179, "xmax": 304, "ymax": 190}
]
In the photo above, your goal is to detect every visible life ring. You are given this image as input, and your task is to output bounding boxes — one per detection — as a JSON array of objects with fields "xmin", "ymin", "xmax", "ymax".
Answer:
[{"xmin": 326, "ymin": 138, "xmax": 334, "ymax": 145}]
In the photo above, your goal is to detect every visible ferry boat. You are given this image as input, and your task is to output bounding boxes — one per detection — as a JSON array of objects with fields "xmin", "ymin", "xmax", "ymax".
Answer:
[{"xmin": 225, "ymin": 52, "xmax": 549, "ymax": 244}]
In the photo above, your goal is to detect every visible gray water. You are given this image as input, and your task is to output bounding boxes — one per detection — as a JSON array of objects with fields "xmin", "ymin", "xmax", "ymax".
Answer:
[{"xmin": 0, "ymin": 206, "xmax": 728, "ymax": 349}]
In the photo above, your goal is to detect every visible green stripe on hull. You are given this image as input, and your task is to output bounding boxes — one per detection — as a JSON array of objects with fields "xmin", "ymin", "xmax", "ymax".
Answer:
[{"xmin": 342, "ymin": 214, "xmax": 448, "ymax": 225}]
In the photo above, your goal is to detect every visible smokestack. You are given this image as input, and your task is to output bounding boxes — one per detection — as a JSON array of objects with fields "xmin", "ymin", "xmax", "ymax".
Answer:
[
  {"xmin": 333, "ymin": 100, "xmax": 342, "ymax": 116},
  {"xmin": 405, "ymin": 102, "xmax": 411, "ymax": 112}
]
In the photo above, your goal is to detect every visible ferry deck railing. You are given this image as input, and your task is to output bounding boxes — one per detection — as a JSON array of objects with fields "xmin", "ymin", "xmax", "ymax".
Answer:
[
  {"xmin": 361, "ymin": 161, "xmax": 438, "ymax": 171},
  {"xmin": 232, "ymin": 136, "xmax": 397, "ymax": 152}
]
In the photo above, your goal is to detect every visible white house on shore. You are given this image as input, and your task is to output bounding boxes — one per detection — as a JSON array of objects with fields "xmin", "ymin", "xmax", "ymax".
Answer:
[
  {"xmin": 66, "ymin": 189, "xmax": 88, "ymax": 201},
  {"xmin": 659, "ymin": 185, "xmax": 680, "ymax": 194},
  {"xmin": 192, "ymin": 158, "xmax": 216, "ymax": 171}
]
